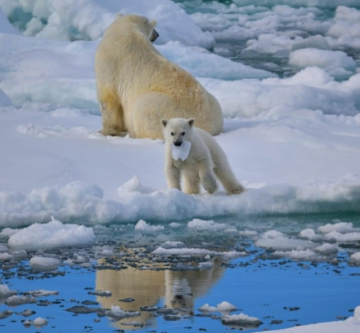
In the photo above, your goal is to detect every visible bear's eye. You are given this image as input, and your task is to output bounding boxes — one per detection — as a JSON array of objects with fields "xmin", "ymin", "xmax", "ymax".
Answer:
[
  {"xmin": 181, "ymin": 132, "xmax": 185, "ymax": 136},
  {"xmin": 170, "ymin": 132, "xmax": 174, "ymax": 136}
]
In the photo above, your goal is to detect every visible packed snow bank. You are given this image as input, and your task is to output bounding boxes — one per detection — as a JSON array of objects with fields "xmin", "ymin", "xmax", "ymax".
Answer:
[
  {"xmin": 7, "ymin": 217, "xmax": 95, "ymax": 250},
  {"xmin": 0, "ymin": 0, "xmax": 214, "ymax": 48},
  {"xmin": 0, "ymin": 88, "xmax": 13, "ymax": 107},
  {"xmin": 0, "ymin": 6, "xmax": 18, "ymax": 34},
  {"xmin": 1, "ymin": 173, "xmax": 360, "ymax": 227},
  {"xmin": 289, "ymin": 49, "xmax": 357, "ymax": 79},
  {"xmin": 257, "ymin": 305, "xmax": 360, "ymax": 333}
]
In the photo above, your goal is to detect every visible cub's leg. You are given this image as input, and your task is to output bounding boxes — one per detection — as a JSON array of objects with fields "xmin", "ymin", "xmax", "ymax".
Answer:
[
  {"xmin": 165, "ymin": 165, "xmax": 181, "ymax": 191},
  {"xmin": 183, "ymin": 168, "xmax": 201, "ymax": 194}
]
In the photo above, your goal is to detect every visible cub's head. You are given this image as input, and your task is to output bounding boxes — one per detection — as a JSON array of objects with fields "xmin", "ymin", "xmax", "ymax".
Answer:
[
  {"xmin": 162, "ymin": 118, "xmax": 194, "ymax": 146},
  {"xmin": 115, "ymin": 13, "xmax": 159, "ymax": 42}
]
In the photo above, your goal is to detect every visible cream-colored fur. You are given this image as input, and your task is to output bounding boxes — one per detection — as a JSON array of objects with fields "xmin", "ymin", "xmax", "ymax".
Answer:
[
  {"xmin": 95, "ymin": 14, "xmax": 223, "ymax": 139},
  {"xmin": 162, "ymin": 118, "xmax": 244, "ymax": 195}
]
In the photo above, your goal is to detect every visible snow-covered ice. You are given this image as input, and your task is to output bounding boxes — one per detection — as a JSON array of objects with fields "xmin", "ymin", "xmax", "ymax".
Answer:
[
  {"xmin": 29, "ymin": 256, "xmax": 62, "ymax": 271},
  {"xmin": 7, "ymin": 217, "xmax": 95, "ymax": 249}
]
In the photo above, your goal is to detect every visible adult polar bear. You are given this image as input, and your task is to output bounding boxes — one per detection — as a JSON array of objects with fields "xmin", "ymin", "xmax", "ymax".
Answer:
[{"xmin": 95, "ymin": 14, "xmax": 223, "ymax": 139}]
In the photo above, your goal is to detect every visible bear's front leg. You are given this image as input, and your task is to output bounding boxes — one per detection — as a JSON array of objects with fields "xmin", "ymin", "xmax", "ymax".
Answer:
[
  {"xmin": 165, "ymin": 165, "xmax": 181, "ymax": 191},
  {"xmin": 183, "ymin": 168, "xmax": 200, "ymax": 194}
]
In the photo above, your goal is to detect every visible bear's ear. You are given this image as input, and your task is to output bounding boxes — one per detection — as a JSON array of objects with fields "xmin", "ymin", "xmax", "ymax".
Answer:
[
  {"xmin": 116, "ymin": 13, "xmax": 124, "ymax": 19},
  {"xmin": 188, "ymin": 118, "xmax": 194, "ymax": 127},
  {"xmin": 161, "ymin": 119, "xmax": 168, "ymax": 128},
  {"xmin": 150, "ymin": 19, "xmax": 157, "ymax": 28}
]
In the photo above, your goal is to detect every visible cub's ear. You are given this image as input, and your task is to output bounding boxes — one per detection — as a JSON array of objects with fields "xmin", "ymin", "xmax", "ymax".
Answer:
[
  {"xmin": 150, "ymin": 19, "xmax": 157, "ymax": 28},
  {"xmin": 188, "ymin": 118, "xmax": 194, "ymax": 127},
  {"xmin": 161, "ymin": 119, "xmax": 168, "ymax": 128}
]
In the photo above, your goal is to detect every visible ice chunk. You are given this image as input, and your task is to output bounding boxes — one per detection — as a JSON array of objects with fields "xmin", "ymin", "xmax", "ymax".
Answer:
[
  {"xmin": 134, "ymin": 220, "xmax": 164, "ymax": 233},
  {"xmin": 187, "ymin": 219, "xmax": 229, "ymax": 232},
  {"xmin": 221, "ymin": 312, "xmax": 263, "ymax": 327},
  {"xmin": 289, "ymin": 48, "xmax": 357, "ymax": 79},
  {"xmin": 0, "ymin": 284, "xmax": 16, "ymax": 297},
  {"xmin": 29, "ymin": 256, "xmax": 61, "ymax": 271},
  {"xmin": 5, "ymin": 295, "xmax": 36, "ymax": 306},
  {"xmin": 33, "ymin": 317, "xmax": 48, "ymax": 327},
  {"xmin": 107, "ymin": 305, "xmax": 140, "ymax": 319},
  {"xmin": 8, "ymin": 217, "xmax": 95, "ymax": 250},
  {"xmin": 199, "ymin": 301, "xmax": 237, "ymax": 313}
]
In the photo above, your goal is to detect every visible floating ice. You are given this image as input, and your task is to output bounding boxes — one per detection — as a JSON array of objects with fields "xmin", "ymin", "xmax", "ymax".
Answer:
[
  {"xmin": 26, "ymin": 290, "xmax": 59, "ymax": 297},
  {"xmin": 187, "ymin": 219, "xmax": 230, "ymax": 232},
  {"xmin": 350, "ymin": 252, "xmax": 360, "ymax": 265},
  {"xmin": 152, "ymin": 246, "xmax": 245, "ymax": 258},
  {"xmin": 0, "ymin": 0, "xmax": 214, "ymax": 48},
  {"xmin": 221, "ymin": 312, "xmax": 263, "ymax": 327},
  {"xmin": 29, "ymin": 256, "xmax": 62, "ymax": 271},
  {"xmin": 33, "ymin": 317, "xmax": 48, "ymax": 327},
  {"xmin": 0, "ymin": 284, "xmax": 16, "ymax": 297},
  {"xmin": 289, "ymin": 49, "xmax": 357, "ymax": 79},
  {"xmin": 318, "ymin": 221, "xmax": 358, "ymax": 234},
  {"xmin": 8, "ymin": 217, "xmax": 95, "ymax": 250},
  {"xmin": 171, "ymin": 141, "xmax": 192, "ymax": 161},
  {"xmin": 315, "ymin": 243, "xmax": 338, "ymax": 255},
  {"xmin": 107, "ymin": 305, "xmax": 140, "ymax": 319},
  {"xmin": 134, "ymin": 220, "xmax": 165, "ymax": 233},
  {"xmin": 199, "ymin": 301, "xmax": 237, "ymax": 313},
  {"xmin": 256, "ymin": 230, "xmax": 315, "ymax": 251},
  {"xmin": 5, "ymin": 295, "xmax": 36, "ymax": 306}
]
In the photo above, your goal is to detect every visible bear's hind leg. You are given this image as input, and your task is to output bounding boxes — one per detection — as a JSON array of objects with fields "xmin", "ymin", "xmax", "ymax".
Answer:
[
  {"xmin": 99, "ymin": 88, "xmax": 125, "ymax": 136},
  {"xmin": 199, "ymin": 163, "xmax": 218, "ymax": 194},
  {"xmin": 214, "ymin": 166, "xmax": 245, "ymax": 195}
]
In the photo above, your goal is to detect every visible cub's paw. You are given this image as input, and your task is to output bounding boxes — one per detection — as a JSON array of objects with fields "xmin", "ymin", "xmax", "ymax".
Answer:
[
  {"xmin": 203, "ymin": 180, "xmax": 218, "ymax": 194},
  {"xmin": 227, "ymin": 184, "xmax": 245, "ymax": 195}
]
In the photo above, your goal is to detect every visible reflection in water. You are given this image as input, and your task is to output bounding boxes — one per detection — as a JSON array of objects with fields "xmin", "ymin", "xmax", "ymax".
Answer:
[{"xmin": 96, "ymin": 260, "xmax": 225, "ymax": 329}]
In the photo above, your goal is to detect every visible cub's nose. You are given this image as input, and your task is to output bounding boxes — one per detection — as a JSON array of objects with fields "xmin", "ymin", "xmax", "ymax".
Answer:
[{"xmin": 174, "ymin": 141, "xmax": 182, "ymax": 147}]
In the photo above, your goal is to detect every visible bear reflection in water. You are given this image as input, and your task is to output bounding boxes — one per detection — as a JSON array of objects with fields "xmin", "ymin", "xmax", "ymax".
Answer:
[{"xmin": 96, "ymin": 260, "xmax": 225, "ymax": 328}]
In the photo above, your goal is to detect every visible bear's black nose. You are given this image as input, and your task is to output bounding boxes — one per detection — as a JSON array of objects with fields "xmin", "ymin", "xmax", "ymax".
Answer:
[{"xmin": 174, "ymin": 142, "xmax": 182, "ymax": 147}]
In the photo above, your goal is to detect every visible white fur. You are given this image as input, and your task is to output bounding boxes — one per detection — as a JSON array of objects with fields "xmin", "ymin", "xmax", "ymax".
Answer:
[
  {"xmin": 162, "ymin": 118, "xmax": 244, "ymax": 195},
  {"xmin": 95, "ymin": 14, "xmax": 223, "ymax": 139}
]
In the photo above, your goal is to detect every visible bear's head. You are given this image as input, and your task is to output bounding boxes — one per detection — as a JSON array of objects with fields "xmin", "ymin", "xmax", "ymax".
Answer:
[
  {"xmin": 115, "ymin": 13, "xmax": 159, "ymax": 42},
  {"xmin": 162, "ymin": 118, "xmax": 194, "ymax": 146}
]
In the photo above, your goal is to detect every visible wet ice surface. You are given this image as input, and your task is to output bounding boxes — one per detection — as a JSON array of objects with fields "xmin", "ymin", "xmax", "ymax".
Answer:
[{"xmin": 1, "ymin": 215, "xmax": 360, "ymax": 333}]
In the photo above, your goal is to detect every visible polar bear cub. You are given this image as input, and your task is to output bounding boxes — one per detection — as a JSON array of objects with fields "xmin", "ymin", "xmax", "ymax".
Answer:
[{"xmin": 162, "ymin": 118, "xmax": 244, "ymax": 195}]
